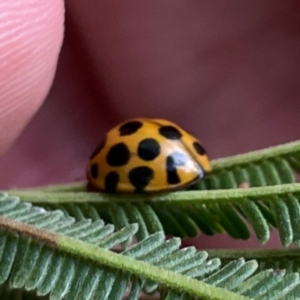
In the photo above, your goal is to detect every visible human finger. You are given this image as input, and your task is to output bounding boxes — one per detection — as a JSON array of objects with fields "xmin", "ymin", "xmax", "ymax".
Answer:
[{"xmin": 0, "ymin": 0, "xmax": 64, "ymax": 156}]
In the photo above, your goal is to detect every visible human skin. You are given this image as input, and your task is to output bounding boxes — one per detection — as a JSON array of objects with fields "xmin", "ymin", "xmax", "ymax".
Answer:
[{"xmin": 0, "ymin": 1, "xmax": 300, "ymax": 249}]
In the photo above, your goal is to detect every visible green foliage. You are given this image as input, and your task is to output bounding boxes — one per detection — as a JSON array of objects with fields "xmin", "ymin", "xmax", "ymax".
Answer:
[
  {"xmin": 200, "ymin": 140, "xmax": 300, "ymax": 190},
  {"xmin": 10, "ymin": 183, "xmax": 300, "ymax": 247},
  {"xmin": 2, "ymin": 140, "xmax": 300, "ymax": 299},
  {"xmin": 1, "ymin": 193, "xmax": 300, "ymax": 300}
]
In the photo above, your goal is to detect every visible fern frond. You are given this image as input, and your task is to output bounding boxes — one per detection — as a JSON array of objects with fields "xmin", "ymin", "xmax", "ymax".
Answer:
[
  {"xmin": 9, "ymin": 183, "xmax": 300, "ymax": 246},
  {"xmin": 192, "ymin": 140, "xmax": 300, "ymax": 190},
  {"xmin": 0, "ymin": 193, "xmax": 237, "ymax": 300},
  {"xmin": 208, "ymin": 248, "xmax": 300, "ymax": 299},
  {"xmin": 1, "ymin": 193, "xmax": 300, "ymax": 300},
  {"xmin": 208, "ymin": 248, "xmax": 300, "ymax": 274}
]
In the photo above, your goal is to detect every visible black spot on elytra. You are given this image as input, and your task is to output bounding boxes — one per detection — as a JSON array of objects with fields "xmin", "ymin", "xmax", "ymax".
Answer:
[
  {"xmin": 106, "ymin": 143, "xmax": 130, "ymax": 166},
  {"xmin": 193, "ymin": 142, "xmax": 206, "ymax": 155},
  {"xmin": 166, "ymin": 155, "xmax": 181, "ymax": 184},
  {"xmin": 138, "ymin": 138, "xmax": 161, "ymax": 161},
  {"xmin": 105, "ymin": 171, "xmax": 119, "ymax": 193},
  {"xmin": 129, "ymin": 166, "xmax": 154, "ymax": 192},
  {"xmin": 119, "ymin": 121, "xmax": 143, "ymax": 136},
  {"xmin": 90, "ymin": 137, "xmax": 106, "ymax": 159},
  {"xmin": 159, "ymin": 125, "xmax": 182, "ymax": 140},
  {"xmin": 90, "ymin": 163, "xmax": 98, "ymax": 179}
]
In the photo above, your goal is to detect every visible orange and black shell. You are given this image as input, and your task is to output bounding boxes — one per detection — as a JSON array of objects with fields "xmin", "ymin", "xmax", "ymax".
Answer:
[{"xmin": 87, "ymin": 118, "xmax": 211, "ymax": 193}]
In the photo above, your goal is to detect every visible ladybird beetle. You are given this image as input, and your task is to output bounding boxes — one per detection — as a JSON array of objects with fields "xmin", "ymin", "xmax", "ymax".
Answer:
[{"xmin": 87, "ymin": 118, "xmax": 211, "ymax": 193}]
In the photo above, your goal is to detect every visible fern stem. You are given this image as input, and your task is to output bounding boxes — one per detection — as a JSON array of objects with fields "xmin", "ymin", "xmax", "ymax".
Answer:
[
  {"xmin": 59, "ymin": 235, "xmax": 250, "ymax": 300},
  {"xmin": 6, "ymin": 183, "xmax": 300, "ymax": 204},
  {"xmin": 212, "ymin": 140, "xmax": 300, "ymax": 170},
  {"xmin": 10, "ymin": 182, "xmax": 87, "ymax": 193}
]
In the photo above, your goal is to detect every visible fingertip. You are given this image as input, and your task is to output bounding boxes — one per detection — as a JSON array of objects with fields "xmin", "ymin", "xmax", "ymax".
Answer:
[{"xmin": 0, "ymin": 0, "xmax": 64, "ymax": 156}]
